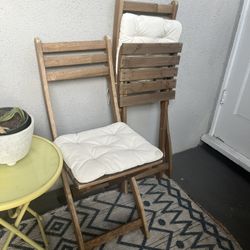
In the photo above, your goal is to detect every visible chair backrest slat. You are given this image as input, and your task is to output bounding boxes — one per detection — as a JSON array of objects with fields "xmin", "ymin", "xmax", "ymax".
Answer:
[
  {"xmin": 47, "ymin": 66, "xmax": 109, "ymax": 82},
  {"xmin": 35, "ymin": 36, "xmax": 121, "ymax": 140},
  {"xmin": 120, "ymin": 55, "xmax": 180, "ymax": 68},
  {"xmin": 44, "ymin": 54, "xmax": 108, "ymax": 68},
  {"xmin": 119, "ymin": 79, "xmax": 176, "ymax": 95},
  {"xmin": 42, "ymin": 40, "xmax": 106, "ymax": 53},
  {"xmin": 120, "ymin": 67, "xmax": 178, "ymax": 82},
  {"xmin": 120, "ymin": 43, "xmax": 182, "ymax": 55},
  {"xmin": 120, "ymin": 91, "xmax": 175, "ymax": 107},
  {"xmin": 123, "ymin": 1, "xmax": 175, "ymax": 16}
]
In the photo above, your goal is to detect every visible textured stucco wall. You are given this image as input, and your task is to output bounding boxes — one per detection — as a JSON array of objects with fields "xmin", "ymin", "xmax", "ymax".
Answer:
[{"xmin": 0, "ymin": 1, "xmax": 242, "ymax": 156}]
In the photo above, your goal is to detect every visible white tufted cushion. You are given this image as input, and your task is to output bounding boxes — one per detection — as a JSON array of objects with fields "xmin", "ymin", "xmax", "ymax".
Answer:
[
  {"xmin": 55, "ymin": 122, "xmax": 163, "ymax": 183},
  {"xmin": 119, "ymin": 13, "xmax": 182, "ymax": 45}
]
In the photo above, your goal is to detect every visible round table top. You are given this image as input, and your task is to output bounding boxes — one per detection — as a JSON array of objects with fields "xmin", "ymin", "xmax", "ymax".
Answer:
[{"xmin": 0, "ymin": 135, "xmax": 63, "ymax": 211}]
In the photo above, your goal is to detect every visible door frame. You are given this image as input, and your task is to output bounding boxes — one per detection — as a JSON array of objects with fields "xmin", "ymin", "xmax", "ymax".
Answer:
[{"xmin": 201, "ymin": 0, "xmax": 250, "ymax": 172}]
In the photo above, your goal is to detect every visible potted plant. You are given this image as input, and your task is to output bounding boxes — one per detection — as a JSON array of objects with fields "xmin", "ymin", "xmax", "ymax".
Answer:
[{"xmin": 0, "ymin": 107, "xmax": 34, "ymax": 166}]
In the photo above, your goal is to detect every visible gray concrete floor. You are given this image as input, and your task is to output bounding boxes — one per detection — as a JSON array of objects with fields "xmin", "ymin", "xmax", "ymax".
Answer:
[{"xmin": 173, "ymin": 143, "xmax": 250, "ymax": 250}]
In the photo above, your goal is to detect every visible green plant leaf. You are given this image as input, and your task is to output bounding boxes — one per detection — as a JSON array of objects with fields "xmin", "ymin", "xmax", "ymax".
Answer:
[{"xmin": 0, "ymin": 107, "xmax": 26, "ymax": 123}]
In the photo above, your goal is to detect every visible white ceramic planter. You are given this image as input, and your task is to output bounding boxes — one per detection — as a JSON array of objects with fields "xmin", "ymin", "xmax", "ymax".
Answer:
[{"xmin": 0, "ymin": 116, "xmax": 34, "ymax": 166}]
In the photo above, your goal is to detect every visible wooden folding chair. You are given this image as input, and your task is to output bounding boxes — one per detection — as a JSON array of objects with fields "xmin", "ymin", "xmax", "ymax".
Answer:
[
  {"xmin": 112, "ymin": 0, "xmax": 182, "ymax": 179},
  {"xmin": 34, "ymin": 36, "xmax": 168, "ymax": 249}
]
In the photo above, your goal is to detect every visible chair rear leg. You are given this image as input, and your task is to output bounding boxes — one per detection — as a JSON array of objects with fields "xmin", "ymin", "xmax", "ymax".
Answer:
[
  {"xmin": 120, "ymin": 106, "xmax": 129, "ymax": 194},
  {"xmin": 129, "ymin": 177, "xmax": 150, "ymax": 238},
  {"xmin": 61, "ymin": 169, "xmax": 86, "ymax": 250},
  {"xmin": 156, "ymin": 171, "xmax": 164, "ymax": 179},
  {"xmin": 166, "ymin": 155, "xmax": 173, "ymax": 177},
  {"xmin": 165, "ymin": 121, "xmax": 173, "ymax": 178},
  {"xmin": 159, "ymin": 101, "xmax": 173, "ymax": 178}
]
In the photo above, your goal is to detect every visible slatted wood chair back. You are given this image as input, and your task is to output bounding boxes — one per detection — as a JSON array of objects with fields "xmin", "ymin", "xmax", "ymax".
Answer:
[
  {"xmin": 117, "ymin": 43, "xmax": 182, "ymax": 108},
  {"xmin": 112, "ymin": 0, "xmax": 179, "ymax": 64},
  {"xmin": 34, "ymin": 36, "xmax": 121, "ymax": 140},
  {"xmin": 117, "ymin": 42, "xmax": 183, "ymax": 177}
]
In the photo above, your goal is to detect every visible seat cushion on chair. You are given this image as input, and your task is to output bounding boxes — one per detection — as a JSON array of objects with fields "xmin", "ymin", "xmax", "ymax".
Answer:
[
  {"xmin": 54, "ymin": 122, "xmax": 163, "ymax": 183},
  {"xmin": 119, "ymin": 13, "xmax": 182, "ymax": 44}
]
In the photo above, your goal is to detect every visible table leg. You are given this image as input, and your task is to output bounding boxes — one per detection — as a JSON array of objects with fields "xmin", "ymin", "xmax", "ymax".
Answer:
[
  {"xmin": 0, "ymin": 203, "xmax": 48, "ymax": 250},
  {"xmin": 27, "ymin": 207, "xmax": 49, "ymax": 248},
  {"xmin": 2, "ymin": 203, "xmax": 30, "ymax": 249},
  {"xmin": 0, "ymin": 218, "xmax": 44, "ymax": 250}
]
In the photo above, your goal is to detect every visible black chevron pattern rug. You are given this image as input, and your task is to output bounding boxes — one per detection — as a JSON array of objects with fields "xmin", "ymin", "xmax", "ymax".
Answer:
[{"xmin": 0, "ymin": 177, "xmax": 242, "ymax": 249}]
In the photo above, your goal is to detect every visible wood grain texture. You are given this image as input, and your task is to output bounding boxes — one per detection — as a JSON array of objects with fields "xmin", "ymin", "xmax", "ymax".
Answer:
[
  {"xmin": 105, "ymin": 36, "xmax": 122, "ymax": 123},
  {"xmin": 85, "ymin": 219, "xmax": 142, "ymax": 250},
  {"xmin": 120, "ymin": 67, "xmax": 178, "ymax": 81},
  {"xmin": 42, "ymin": 40, "xmax": 106, "ymax": 53},
  {"xmin": 171, "ymin": 0, "xmax": 179, "ymax": 19},
  {"xmin": 75, "ymin": 160, "xmax": 163, "ymax": 190},
  {"xmin": 120, "ymin": 55, "xmax": 180, "ymax": 68},
  {"xmin": 124, "ymin": 1, "xmax": 174, "ymax": 15},
  {"xmin": 130, "ymin": 177, "xmax": 149, "ymax": 238},
  {"xmin": 112, "ymin": 0, "xmax": 125, "ymax": 67},
  {"xmin": 44, "ymin": 54, "xmax": 108, "ymax": 68},
  {"xmin": 120, "ymin": 91, "xmax": 175, "ymax": 107},
  {"xmin": 135, "ymin": 163, "xmax": 167, "ymax": 180},
  {"xmin": 120, "ymin": 43, "xmax": 182, "ymax": 55},
  {"xmin": 120, "ymin": 79, "xmax": 176, "ymax": 95},
  {"xmin": 34, "ymin": 38, "xmax": 58, "ymax": 139},
  {"xmin": 61, "ymin": 169, "xmax": 86, "ymax": 250},
  {"xmin": 47, "ymin": 66, "xmax": 109, "ymax": 81},
  {"xmin": 160, "ymin": 101, "xmax": 173, "ymax": 177}
]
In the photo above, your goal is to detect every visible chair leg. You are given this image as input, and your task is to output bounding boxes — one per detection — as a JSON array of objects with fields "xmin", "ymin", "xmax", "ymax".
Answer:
[
  {"xmin": 156, "ymin": 171, "xmax": 164, "ymax": 179},
  {"xmin": 120, "ymin": 106, "xmax": 129, "ymax": 193},
  {"xmin": 61, "ymin": 169, "xmax": 86, "ymax": 250},
  {"xmin": 159, "ymin": 101, "xmax": 173, "ymax": 178},
  {"xmin": 129, "ymin": 177, "xmax": 150, "ymax": 238},
  {"xmin": 120, "ymin": 180, "xmax": 128, "ymax": 194},
  {"xmin": 166, "ymin": 156, "xmax": 173, "ymax": 177}
]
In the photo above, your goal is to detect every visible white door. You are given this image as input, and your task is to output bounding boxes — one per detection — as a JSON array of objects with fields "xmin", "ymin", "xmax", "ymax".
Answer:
[{"xmin": 202, "ymin": 0, "xmax": 250, "ymax": 172}]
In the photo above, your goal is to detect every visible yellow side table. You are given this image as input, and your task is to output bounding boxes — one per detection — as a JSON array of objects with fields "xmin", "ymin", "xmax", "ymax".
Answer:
[{"xmin": 0, "ymin": 135, "xmax": 63, "ymax": 250}]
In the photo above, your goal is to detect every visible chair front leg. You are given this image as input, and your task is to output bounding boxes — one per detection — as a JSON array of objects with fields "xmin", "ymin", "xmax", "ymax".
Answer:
[
  {"xmin": 129, "ymin": 177, "xmax": 150, "ymax": 238},
  {"xmin": 61, "ymin": 169, "xmax": 86, "ymax": 250}
]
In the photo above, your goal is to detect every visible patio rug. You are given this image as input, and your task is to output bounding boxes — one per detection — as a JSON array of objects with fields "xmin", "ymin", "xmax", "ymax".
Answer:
[{"xmin": 0, "ymin": 177, "xmax": 242, "ymax": 249}]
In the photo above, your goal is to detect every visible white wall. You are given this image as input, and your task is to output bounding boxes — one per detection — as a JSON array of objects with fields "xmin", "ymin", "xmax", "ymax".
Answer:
[{"xmin": 0, "ymin": 0, "xmax": 242, "ymax": 156}]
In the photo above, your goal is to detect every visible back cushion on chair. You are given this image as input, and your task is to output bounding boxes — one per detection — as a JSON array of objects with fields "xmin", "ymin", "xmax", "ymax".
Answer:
[{"xmin": 119, "ymin": 13, "xmax": 182, "ymax": 44}]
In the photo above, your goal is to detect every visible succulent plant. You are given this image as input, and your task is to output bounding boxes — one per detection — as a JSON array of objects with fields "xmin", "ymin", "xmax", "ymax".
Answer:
[{"xmin": 0, "ymin": 107, "xmax": 26, "ymax": 134}]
